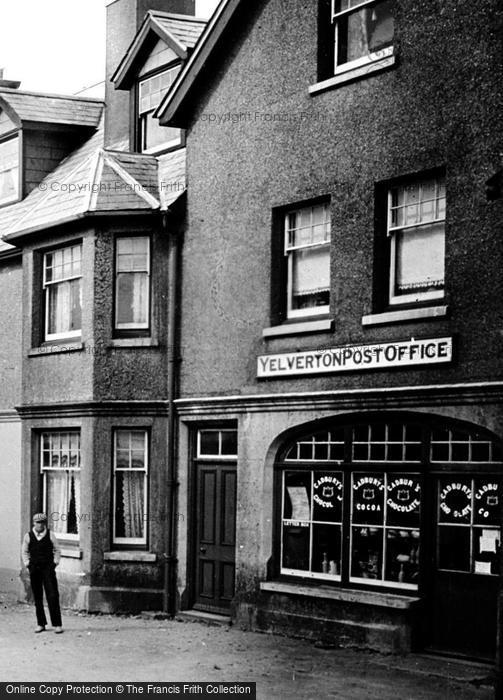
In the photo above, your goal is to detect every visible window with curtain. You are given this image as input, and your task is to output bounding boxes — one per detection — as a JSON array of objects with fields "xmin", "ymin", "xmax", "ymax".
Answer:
[
  {"xmin": 43, "ymin": 244, "xmax": 82, "ymax": 340},
  {"xmin": 41, "ymin": 431, "xmax": 81, "ymax": 540},
  {"xmin": 332, "ymin": 0, "xmax": 395, "ymax": 73},
  {"xmin": 115, "ymin": 237, "xmax": 150, "ymax": 332},
  {"xmin": 284, "ymin": 203, "xmax": 331, "ymax": 319},
  {"xmin": 113, "ymin": 430, "xmax": 148, "ymax": 545},
  {"xmin": 0, "ymin": 134, "xmax": 20, "ymax": 206},
  {"xmin": 138, "ymin": 66, "xmax": 181, "ymax": 152},
  {"xmin": 388, "ymin": 175, "xmax": 446, "ymax": 305}
]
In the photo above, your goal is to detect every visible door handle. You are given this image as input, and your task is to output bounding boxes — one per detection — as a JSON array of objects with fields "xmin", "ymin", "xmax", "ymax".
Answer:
[{"xmin": 200, "ymin": 547, "xmax": 207, "ymax": 554}]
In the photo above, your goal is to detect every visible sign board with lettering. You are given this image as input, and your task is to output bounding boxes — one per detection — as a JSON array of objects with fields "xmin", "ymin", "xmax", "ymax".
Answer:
[{"xmin": 257, "ymin": 337, "xmax": 453, "ymax": 378}]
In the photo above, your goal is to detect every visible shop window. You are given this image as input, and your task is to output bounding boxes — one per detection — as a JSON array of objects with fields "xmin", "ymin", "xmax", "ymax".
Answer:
[
  {"xmin": 431, "ymin": 428, "xmax": 502, "ymax": 463},
  {"xmin": 197, "ymin": 429, "xmax": 238, "ymax": 459},
  {"xmin": 331, "ymin": 0, "xmax": 395, "ymax": 75},
  {"xmin": 43, "ymin": 244, "xmax": 82, "ymax": 341},
  {"xmin": 138, "ymin": 66, "xmax": 181, "ymax": 153},
  {"xmin": 41, "ymin": 431, "xmax": 81, "ymax": 540},
  {"xmin": 284, "ymin": 202, "xmax": 331, "ymax": 319},
  {"xmin": 276, "ymin": 419, "xmax": 502, "ymax": 592},
  {"xmin": 115, "ymin": 237, "xmax": 150, "ymax": 333},
  {"xmin": 437, "ymin": 477, "xmax": 500, "ymax": 576},
  {"xmin": 388, "ymin": 175, "xmax": 446, "ymax": 305},
  {"xmin": 0, "ymin": 133, "xmax": 20, "ymax": 206},
  {"xmin": 113, "ymin": 430, "xmax": 148, "ymax": 546}
]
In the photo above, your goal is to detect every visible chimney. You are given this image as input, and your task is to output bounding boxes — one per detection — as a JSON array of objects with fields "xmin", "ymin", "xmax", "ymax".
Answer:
[
  {"xmin": 105, "ymin": 0, "xmax": 195, "ymax": 148},
  {"xmin": 0, "ymin": 69, "xmax": 21, "ymax": 90}
]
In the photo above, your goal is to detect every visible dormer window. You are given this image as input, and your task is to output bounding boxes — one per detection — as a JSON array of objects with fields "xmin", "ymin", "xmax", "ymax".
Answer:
[
  {"xmin": 0, "ymin": 134, "xmax": 20, "ymax": 207},
  {"xmin": 138, "ymin": 65, "xmax": 181, "ymax": 153}
]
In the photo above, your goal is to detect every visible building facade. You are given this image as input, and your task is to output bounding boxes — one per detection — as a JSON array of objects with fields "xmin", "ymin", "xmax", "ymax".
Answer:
[{"xmin": 158, "ymin": 0, "xmax": 503, "ymax": 660}]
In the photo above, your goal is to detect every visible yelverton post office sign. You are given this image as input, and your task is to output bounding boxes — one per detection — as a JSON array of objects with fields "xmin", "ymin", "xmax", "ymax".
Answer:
[{"xmin": 257, "ymin": 337, "xmax": 453, "ymax": 378}]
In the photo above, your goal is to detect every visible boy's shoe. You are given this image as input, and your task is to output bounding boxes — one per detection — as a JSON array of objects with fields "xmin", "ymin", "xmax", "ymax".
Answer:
[
  {"xmin": 54, "ymin": 626, "xmax": 63, "ymax": 634},
  {"xmin": 34, "ymin": 625, "xmax": 45, "ymax": 633}
]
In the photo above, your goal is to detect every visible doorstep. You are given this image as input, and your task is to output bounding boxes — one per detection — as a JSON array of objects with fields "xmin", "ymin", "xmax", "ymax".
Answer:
[{"xmin": 176, "ymin": 609, "xmax": 231, "ymax": 627}]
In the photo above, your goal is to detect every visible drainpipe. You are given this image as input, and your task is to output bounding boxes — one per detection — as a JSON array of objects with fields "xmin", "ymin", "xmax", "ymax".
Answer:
[{"xmin": 162, "ymin": 208, "xmax": 181, "ymax": 616}]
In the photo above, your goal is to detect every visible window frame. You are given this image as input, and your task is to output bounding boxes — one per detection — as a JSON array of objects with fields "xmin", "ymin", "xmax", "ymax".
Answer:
[
  {"xmin": 112, "ymin": 428, "xmax": 149, "ymax": 547},
  {"xmin": 137, "ymin": 64, "xmax": 182, "ymax": 155},
  {"xmin": 114, "ymin": 235, "xmax": 151, "ymax": 335},
  {"xmin": 40, "ymin": 430, "xmax": 81, "ymax": 543},
  {"xmin": 42, "ymin": 243, "xmax": 83, "ymax": 342},
  {"xmin": 284, "ymin": 202, "xmax": 331, "ymax": 320},
  {"xmin": 0, "ymin": 131, "xmax": 22, "ymax": 208},
  {"xmin": 274, "ymin": 419, "xmax": 503, "ymax": 595},
  {"xmin": 387, "ymin": 175, "xmax": 446, "ymax": 307},
  {"xmin": 331, "ymin": 0, "xmax": 395, "ymax": 76},
  {"xmin": 197, "ymin": 429, "xmax": 238, "ymax": 461}
]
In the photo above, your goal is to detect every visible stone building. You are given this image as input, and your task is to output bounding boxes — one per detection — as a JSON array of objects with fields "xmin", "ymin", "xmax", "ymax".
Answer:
[{"xmin": 157, "ymin": 0, "xmax": 503, "ymax": 660}]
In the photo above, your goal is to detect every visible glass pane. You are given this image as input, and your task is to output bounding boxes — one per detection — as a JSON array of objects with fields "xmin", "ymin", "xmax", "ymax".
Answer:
[
  {"xmin": 116, "ymin": 431, "xmax": 130, "ymax": 450},
  {"xmin": 395, "ymin": 222, "xmax": 445, "ymax": 296},
  {"xmin": 130, "ymin": 431, "xmax": 146, "ymax": 451},
  {"xmin": 351, "ymin": 526, "xmax": 383, "ymax": 580},
  {"xmin": 337, "ymin": 1, "xmax": 394, "ymax": 66},
  {"xmin": 386, "ymin": 475, "xmax": 421, "ymax": 527},
  {"xmin": 438, "ymin": 478, "xmax": 472, "ymax": 524},
  {"xmin": 438, "ymin": 526, "xmax": 470, "ymax": 572},
  {"xmin": 131, "ymin": 450, "xmax": 146, "ymax": 470},
  {"xmin": 115, "ymin": 471, "xmax": 145, "ymax": 540},
  {"xmin": 283, "ymin": 472, "xmax": 311, "ymax": 522},
  {"xmin": 45, "ymin": 470, "xmax": 80, "ymax": 536},
  {"xmin": 474, "ymin": 479, "xmax": 500, "ymax": 526},
  {"xmin": 473, "ymin": 528, "xmax": 500, "ymax": 576},
  {"xmin": 312, "ymin": 524, "xmax": 342, "ymax": 576},
  {"xmin": 116, "ymin": 449, "xmax": 130, "ymax": 470},
  {"xmin": 352, "ymin": 473, "xmax": 385, "ymax": 525},
  {"xmin": 221, "ymin": 431, "xmax": 238, "ymax": 456},
  {"xmin": 385, "ymin": 529, "xmax": 420, "ymax": 585},
  {"xmin": 199, "ymin": 431, "xmax": 219, "ymax": 456},
  {"xmin": 282, "ymin": 522, "xmax": 310, "ymax": 571},
  {"xmin": 116, "ymin": 272, "xmax": 149, "ymax": 327},
  {"xmin": 291, "ymin": 246, "xmax": 330, "ymax": 311},
  {"xmin": 312, "ymin": 472, "xmax": 343, "ymax": 522},
  {"xmin": 0, "ymin": 135, "xmax": 20, "ymax": 205}
]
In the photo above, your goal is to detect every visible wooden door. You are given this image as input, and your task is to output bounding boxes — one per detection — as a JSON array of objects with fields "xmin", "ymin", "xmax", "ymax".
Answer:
[{"xmin": 194, "ymin": 462, "xmax": 237, "ymax": 613}]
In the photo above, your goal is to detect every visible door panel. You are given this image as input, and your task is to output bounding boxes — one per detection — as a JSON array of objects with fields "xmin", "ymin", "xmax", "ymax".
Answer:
[
  {"xmin": 194, "ymin": 462, "xmax": 237, "ymax": 613},
  {"xmin": 428, "ymin": 475, "xmax": 501, "ymax": 660}
]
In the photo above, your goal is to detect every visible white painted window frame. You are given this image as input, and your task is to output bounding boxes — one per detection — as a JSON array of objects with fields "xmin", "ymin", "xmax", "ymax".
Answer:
[
  {"xmin": 41, "ymin": 431, "xmax": 81, "ymax": 543},
  {"xmin": 115, "ymin": 236, "xmax": 151, "ymax": 331},
  {"xmin": 43, "ymin": 244, "xmax": 82, "ymax": 341},
  {"xmin": 113, "ymin": 429, "xmax": 149, "ymax": 547}
]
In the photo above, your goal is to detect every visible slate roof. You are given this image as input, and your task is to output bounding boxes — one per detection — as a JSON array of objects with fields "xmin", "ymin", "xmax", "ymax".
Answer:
[
  {"xmin": 0, "ymin": 88, "xmax": 103, "ymax": 128},
  {"xmin": 0, "ymin": 119, "xmax": 187, "ymax": 243},
  {"xmin": 152, "ymin": 12, "xmax": 206, "ymax": 49},
  {"xmin": 112, "ymin": 11, "xmax": 207, "ymax": 88}
]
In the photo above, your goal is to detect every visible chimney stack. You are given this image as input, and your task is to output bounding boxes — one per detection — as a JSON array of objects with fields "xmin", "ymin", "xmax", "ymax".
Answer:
[
  {"xmin": 0, "ymin": 69, "xmax": 21, "ymax": 90},
  {"xmin": 105, "ymin": 0, "xmax": 195, "ymax": 148}
]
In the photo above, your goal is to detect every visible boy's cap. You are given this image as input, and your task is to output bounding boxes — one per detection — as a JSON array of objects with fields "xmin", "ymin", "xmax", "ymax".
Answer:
[{"xmin": 32, "ymin": 513, "xmax": 47, "ymax": 523}]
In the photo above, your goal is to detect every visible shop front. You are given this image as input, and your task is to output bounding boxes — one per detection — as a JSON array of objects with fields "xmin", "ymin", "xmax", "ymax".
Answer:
[{"xmin": 255, "ymin": 412, "xmax": 502, "ymax": 659}]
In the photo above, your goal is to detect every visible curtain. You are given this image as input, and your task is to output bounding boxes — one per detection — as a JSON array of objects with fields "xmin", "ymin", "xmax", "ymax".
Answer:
[
  {"xmin": 46, "ymin": 471, "xmax": 69, "ymax": 535},
  {"xmin": 292, "ymin": 247, "xmax": 330, "ymax": 297},
  {"xmin": 396, "ymin": 223, "xmax": 445, "ymax": 292},
  {"xmin": 121, "ymin": 472, "xmax": 145, "ymax": 539}
]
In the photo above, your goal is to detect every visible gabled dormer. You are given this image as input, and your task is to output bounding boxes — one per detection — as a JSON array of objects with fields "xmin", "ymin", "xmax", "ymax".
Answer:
[
  {"xmin": 0, "ymin": 86, "xmax": 103, "ymax": 207},
  {"xmin": 111, "ymin": 10, "xmax": 205, "ymax": 155}
]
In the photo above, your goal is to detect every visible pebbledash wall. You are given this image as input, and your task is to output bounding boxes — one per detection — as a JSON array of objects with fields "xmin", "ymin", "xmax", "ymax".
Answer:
[
  {"xmin": 0, "ymin": 254, "xmax": 22, "ymax": 593},
  {"xmin": 167, "ymin": 0, "xmax": 503, "ymax": 658}
]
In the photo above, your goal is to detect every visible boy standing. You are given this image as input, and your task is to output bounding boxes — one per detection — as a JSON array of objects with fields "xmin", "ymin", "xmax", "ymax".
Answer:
[{"xmin": 21, "ymin": 513, "xmax": 63, "ymax": 633}]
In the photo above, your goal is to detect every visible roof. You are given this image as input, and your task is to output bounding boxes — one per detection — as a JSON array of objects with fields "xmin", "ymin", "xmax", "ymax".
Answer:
[
  {"xmin": 0, "ymin": 118, "xmax": 187, "ymax": 242},
  {"xmin": 112, "ymin": 11, "xmax": 207, "ymax": 89},
  {"xmin": 157, "ymin": 0, "xmax": 240, "ymax": 126},
  {"xmin": 0, "ymin": 88, "xmax": 103, "ymax": 129}
]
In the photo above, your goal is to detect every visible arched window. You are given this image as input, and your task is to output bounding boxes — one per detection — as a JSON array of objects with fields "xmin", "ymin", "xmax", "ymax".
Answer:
[{"xmin": 276, "ymin": 417, "xmax": 502, "ymax": 592}]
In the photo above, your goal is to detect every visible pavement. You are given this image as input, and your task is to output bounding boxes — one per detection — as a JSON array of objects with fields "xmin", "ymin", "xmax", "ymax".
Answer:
[{"xmin": 0, "ymin": 592, "xmax": 495, "ymax": 699}]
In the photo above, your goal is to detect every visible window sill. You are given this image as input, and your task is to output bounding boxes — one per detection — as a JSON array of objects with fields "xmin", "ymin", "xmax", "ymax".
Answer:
[
  {"xmin": 263, "ymin": 318, "xmax": 334, "ymax": 339},
  {"xmin": 28, "ymin": 341, "xmax": 84, "ymax": 356},
  {"xmin": 362, "ymin": 305, "xmax": 448, "ymax": 327},
  {"xmin": 109, "ymin": 338, "xmax": 159, "ymax": 348},
  {"xmin": 61, "ymin": 548, "xmax": 83, "ymax": 560},
  {"xmin": 103, "ymin": 551, "xmax": 157, "ymax": 563},
  {"xmin": 260, "ymin": 581, "xmax": 420, "ymax": 610},
  {"xmin": 309, "ymin": 54, "xmax": 396, "ymax": 96}
]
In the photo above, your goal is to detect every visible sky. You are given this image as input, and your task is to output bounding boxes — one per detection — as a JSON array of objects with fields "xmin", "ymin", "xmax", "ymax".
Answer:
[{"xmin": 0, "ymin": 0, "xmax": 219, "ymax": 97}]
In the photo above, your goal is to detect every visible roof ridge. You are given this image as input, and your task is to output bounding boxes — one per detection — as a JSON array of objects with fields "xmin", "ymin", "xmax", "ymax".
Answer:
[{"xmin": 0, "ymin": 87, "xmax": 104, "ymax": 103}]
